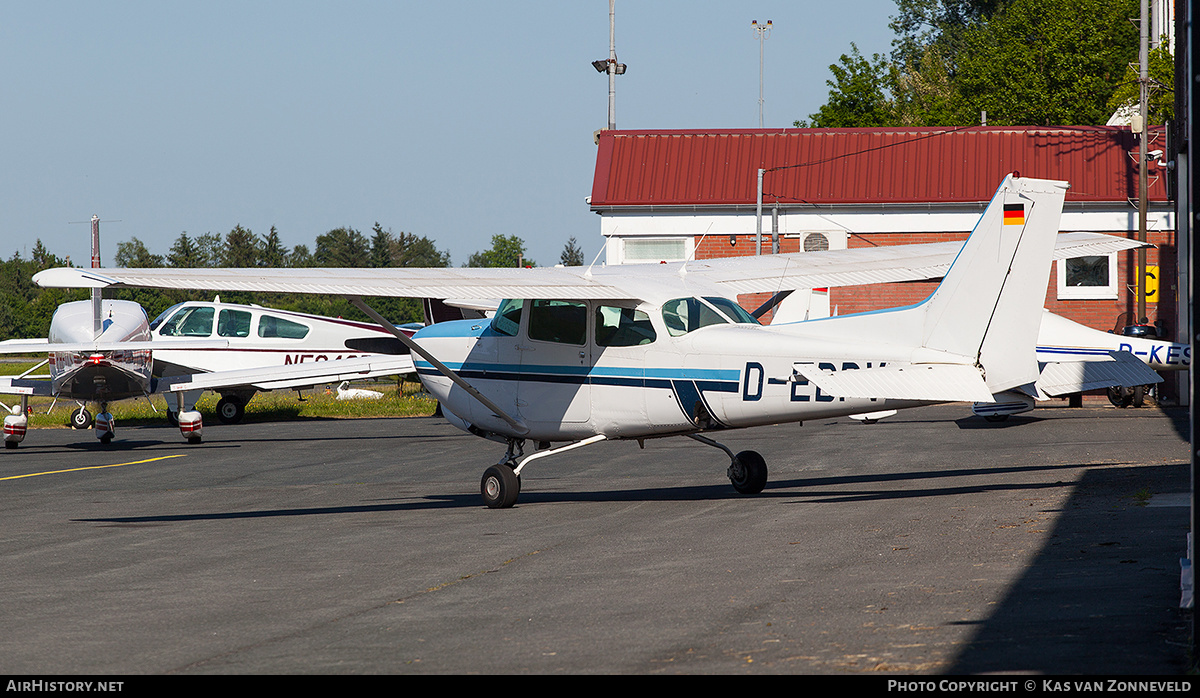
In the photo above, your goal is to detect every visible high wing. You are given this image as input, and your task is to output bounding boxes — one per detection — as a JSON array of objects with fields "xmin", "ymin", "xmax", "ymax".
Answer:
[{"xmin": 33, "ymin": 232, "xmax": 1145, "ymax": 302}]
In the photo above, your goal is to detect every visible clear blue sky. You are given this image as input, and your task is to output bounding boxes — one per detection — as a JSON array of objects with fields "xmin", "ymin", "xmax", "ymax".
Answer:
[{"xmin": 0, "ymin": 1, "xmax": 898, "ymax": 270}]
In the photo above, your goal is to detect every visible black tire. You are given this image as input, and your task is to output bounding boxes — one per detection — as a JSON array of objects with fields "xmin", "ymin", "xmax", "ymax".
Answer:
[
  {"xmin": 187, "ymin": 436, "xmax": 202, "ymax": 445},
  {"xmin": 729, "ymin": 450, "xmax": 768, "ymax": 494},
  {"xmin": 71, "ymin": 408, "xmax": 92, "ymax": 430},
  {"xmin": 5, "ymin": 441, "xmax": 17, "ymax": 449},
  {"xmin": 166, "ymin": 410, "xmax": 178, "ymax": 426},
  {"xmin": 1107, "ymin": 386, "xmax": 1131, "ymax": 408},
  {"xmin": 99, "ymin": 434, "xmax": 112, "ymax": 445},
  {"xmin": 1131, "ymin": 385, "xmax": 1145, "ymax": 408},
  {"xmin": 216, "ymin": 397, "xmax": 245, "ymax": 424},
  {"xmin": 481, "ymin": 464, "xmax": 520, "ymax": 509}
]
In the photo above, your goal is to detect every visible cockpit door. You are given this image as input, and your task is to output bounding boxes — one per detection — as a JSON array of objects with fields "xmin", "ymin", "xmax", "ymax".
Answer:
[{"xmin": 518, "ymin": 299, "xmax": 592, "ymax": 424}]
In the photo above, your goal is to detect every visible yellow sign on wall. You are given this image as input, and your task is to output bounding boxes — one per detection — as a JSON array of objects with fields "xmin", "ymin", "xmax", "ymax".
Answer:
[{"xmin": 1141, "ymin": 265, "xmax": 1159, "ymax": 301}]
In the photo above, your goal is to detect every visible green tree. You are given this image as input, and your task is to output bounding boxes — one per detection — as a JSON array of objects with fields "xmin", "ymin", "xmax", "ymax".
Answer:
[
  {"xmin": 803, "ymin": 0, "xmax": 1143, "ymax": 127},
  {"xmin": 466, "ymin": 234, "xmax": 534, "ymax": 268},
  {"xmin": 223, "ymin": 225, "xmax": 260, "ymax": 267},
  {"xmin": 113, "ymin": 237, "xmax": 164, "ymax": 268},
  {"xmin": 1106, "ymin": 42, "xmax": 1175, "ymax": 124},
  {"xmin": 258, "ymin": 226, "xmax": 289, "ymax": 268},
  {"xmin": 167, "ymin": 233, "xmax": 202, "ymax": 268},
  {"xmin": 954, "ymin": 0, "xmax": 1138, "ymax": 126},
  {"xmin": 289, "ymin": 243, "xmax": 314, "ymax": 268},
  {"xmin": 194, "ymin": 233, "xmax": 224, "ymax": 267},
  {"xmin": 369, "ymin": 223, "xmax": 395, "ymax": 268},
  {"xmin": 314, "ymin": 227, "xmax": 370, "ymax": 267},
  {"xmin": 797, "ymin": 44, "xmax": 896, "ymax": 128},
  {"xmin": 560, "ymin": 236, "xmax": 584, "ymax": 266}
]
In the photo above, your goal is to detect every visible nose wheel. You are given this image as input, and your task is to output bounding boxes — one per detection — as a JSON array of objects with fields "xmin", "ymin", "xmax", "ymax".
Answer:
[
  {"xmin": 71, "ymin": 407, "xmax": 93, "ymax": 430},
  {"xmin": 481, "ymin": 464, "xmax": 520, "ymax": 509}
]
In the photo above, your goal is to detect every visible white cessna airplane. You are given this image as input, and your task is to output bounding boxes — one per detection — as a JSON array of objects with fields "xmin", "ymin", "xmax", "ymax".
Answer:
[{"xmin": 35, "ymin": 176, "xmax": 1131, "ymax": 507}]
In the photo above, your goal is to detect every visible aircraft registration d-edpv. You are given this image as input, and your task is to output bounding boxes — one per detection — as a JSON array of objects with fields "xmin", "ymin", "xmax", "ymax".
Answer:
[{"xmin": 37, "ymin": 176, "xmax": 1108, "ymax": 507}]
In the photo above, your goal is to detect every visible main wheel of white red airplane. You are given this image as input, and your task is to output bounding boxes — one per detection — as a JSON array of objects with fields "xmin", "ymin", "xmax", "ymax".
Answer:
[
  {"xmin": 71, "ymin": 408, "xmax": 92, "ymax": 430},
  {"xmin": 166, "ymin": 410, "xmax": 178, "ymax": 426},
  {"xmin": 729, "ymin": 450, "xmax": 767, "ymax": 494},
  {"xmin": 481, "ymin": 464, "xmax": 520, "ymax": 509},
  {"xmin": 216, "ymin": 396, "xmax": 245, "ymax": 424}
]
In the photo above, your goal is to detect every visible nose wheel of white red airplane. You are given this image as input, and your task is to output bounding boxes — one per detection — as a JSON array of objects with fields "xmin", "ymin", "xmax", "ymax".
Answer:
[{"xmin": 71, "ymin": 406, "xmax": 93, "ymax": 430}]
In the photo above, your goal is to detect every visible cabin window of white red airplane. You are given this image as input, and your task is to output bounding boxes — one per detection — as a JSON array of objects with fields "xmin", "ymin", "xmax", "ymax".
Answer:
[
  {"xmin": 217, "ymin": 309, "xmax": 252, "ymax": 338},
  {"xmin": 528, "ymin": 300, "xmax": 587, "ymax": 345},
  {"xmin": 595, "ymin": 305, "xmax": 656, "ymax": 347},
  {"xmin": 491, "ymin": 299, "xmax": 523, "ymax": 337},
  {"xmin": 257, "ymin": 314, "xmax": 310, "ymax": 339},
  {"xmin": 159, "ymin": 306, "xmax": 215, "ymax": 337}
]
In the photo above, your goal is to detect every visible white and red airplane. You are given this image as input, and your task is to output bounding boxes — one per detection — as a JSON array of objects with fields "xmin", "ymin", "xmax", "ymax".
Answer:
[
  {"xmin": 34, "ymin": 176, "xmax": 1146, "ymax": 507},
  {"xmin": 1, "ymin": 219, "xmax": 414, "ymax": 447}
]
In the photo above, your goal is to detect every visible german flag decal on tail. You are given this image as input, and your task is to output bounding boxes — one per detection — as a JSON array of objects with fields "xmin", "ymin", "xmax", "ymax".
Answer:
[{"xmin": 1003, "ymin": 203, "xmax": 1025, "ymax": 226}]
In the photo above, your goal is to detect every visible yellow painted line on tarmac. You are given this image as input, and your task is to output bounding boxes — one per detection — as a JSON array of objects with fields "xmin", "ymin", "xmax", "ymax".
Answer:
[{"xmin": 0, "ymin": 454, "xmax": 186, "ymax": 481}]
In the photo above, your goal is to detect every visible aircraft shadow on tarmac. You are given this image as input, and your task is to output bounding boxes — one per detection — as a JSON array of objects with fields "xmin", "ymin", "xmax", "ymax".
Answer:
[{"xmin": 72, "ymin": 459, "xmax": 1123, "ymax": 524}]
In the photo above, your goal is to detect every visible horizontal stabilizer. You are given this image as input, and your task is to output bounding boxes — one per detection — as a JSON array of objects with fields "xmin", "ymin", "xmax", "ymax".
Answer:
[
  {"xmin": 156, "ymin": 355, "xmax": 415, "ymax": 393},
  {"xmin": 0, "ymin": 377, "xmax": 53, "ymax": 397},
  {"xmin": 795, "ymin": 362, "xmax": 994, "ymax": 403},
  {"xmin": 0, "ymin": 338, "xmax": 230, "ymax": 354},
  {"xmin": 1035, "ymin": 351, "xmax": 1162, "ymax": 397}
]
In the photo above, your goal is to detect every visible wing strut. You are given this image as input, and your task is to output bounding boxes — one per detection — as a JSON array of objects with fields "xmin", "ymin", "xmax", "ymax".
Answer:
[{"xmin": 347, "ymin": 296, "xmax": 528, "ymax": 436}]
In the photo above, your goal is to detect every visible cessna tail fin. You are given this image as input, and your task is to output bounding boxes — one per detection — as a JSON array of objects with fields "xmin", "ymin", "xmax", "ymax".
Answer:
[
  {"xmin": 797, "ymin": 175, "xmax": 1067, "ymax": 401},
  {"xmin": 920, "ymin": 175, "xmax": 1067, "ymax": 392}
]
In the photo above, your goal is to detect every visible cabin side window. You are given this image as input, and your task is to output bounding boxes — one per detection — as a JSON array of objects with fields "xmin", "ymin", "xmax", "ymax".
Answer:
[
  {"xmin": 528, "ymin": 300, "xmax": 587, "ymax": 345},
  {"xmin": 217, "ymin": 309, "xmax": 252, "ymax": 338},
  {"xmin": 595, "ymin": 305, "xmax": 656, "ymax": 347},
  {"xmin": 159, "ymin": 306, "xmax": 214, "ymax": 337},
  {"xmin": 660, "ymin": 297, "xmax": 759, "ymax": 337},
  {"xmin": 257, "ymin": 314, "xmax": 310, "ymax": 339}
]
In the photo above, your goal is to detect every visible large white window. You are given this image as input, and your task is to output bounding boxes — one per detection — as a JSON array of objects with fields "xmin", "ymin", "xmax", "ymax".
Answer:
[
  {"xmin": 1057, "ymin": 253, "xmax": 1118, "ymax": 300},
  {"xmin": 622, "ymin": 237, "xmax": 689, "ymax": 263}
]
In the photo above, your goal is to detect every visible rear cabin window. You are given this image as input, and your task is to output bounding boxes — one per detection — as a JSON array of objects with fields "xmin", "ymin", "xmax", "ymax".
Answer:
[
  {"xmin": 257, "ymin": 314, "xmax": 310, "ymax": 339},
  {"xmin": 159, "ymin": 306, "xmax": 214, "ymax": 337},
  {"xmin": 528, "ymin": 300, "xmax": 587, "ymax": 345},
  {"xmin": 595, "ymin": 306, "xmax": 656, "ymax": 347}
]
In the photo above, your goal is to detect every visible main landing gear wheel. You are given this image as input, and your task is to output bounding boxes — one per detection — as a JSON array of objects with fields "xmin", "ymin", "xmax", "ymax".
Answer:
[
  {"xmin": 1107, "ymin": 385, "xmax": 1146, "ymax": 408},
  {"xmin": 481, "ymin": 464, "xmax": 520, "ymax": 509},
  {"xmin": 728, "ymin": 450, "xmax": 768, "ymax": 494},
  {"xmin": 71, "ymin": 408, "xmax": 93, "ymax": 430},
  {"xmin": 216, "ymin": 397, "xmax": 245, "ymax": 424}
]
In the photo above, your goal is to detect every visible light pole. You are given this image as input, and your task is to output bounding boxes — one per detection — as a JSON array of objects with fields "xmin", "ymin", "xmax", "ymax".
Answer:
[
  {"xmin": 593, "ymin": 0, "xmax": 626, "ymax": 131},
  {"xmin": 752, "ymin": 19, "xmax": 772, "ymax": 128}
]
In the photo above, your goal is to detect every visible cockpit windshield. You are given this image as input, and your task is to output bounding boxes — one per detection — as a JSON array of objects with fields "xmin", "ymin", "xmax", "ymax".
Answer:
[{"xmin": 661, "ymin": 297, "xmax": 760, "ymax": 337}]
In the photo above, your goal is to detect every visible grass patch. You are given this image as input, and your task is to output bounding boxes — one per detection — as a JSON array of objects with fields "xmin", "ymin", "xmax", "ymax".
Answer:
[{"xmin": 0, "ymin": 359, "xmax": 436, "ymax": 427}]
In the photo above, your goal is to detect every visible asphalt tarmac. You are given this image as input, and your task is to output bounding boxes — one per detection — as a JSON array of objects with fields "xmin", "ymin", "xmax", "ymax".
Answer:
[{"xmin": 0, "ymin": 403, "xmax": 1192, "ymax": 675}]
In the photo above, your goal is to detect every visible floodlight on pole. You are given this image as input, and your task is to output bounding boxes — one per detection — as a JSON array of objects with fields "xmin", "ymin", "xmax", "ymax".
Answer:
[
  {"xmin": 752, "ymin": 19, "xmax": 772, "ymax": 128},
  {"xmin": 592, "ymin": 0, "xmax": 626, "ymax": 131}
]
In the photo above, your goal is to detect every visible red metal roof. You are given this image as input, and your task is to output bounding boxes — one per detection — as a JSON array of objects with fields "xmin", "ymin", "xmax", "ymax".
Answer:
[{"xmin": 590, "ymin": 126, "xmax": 1169, "ymax": 208}]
